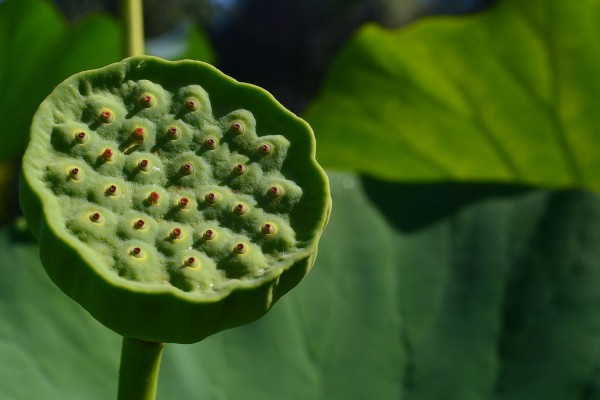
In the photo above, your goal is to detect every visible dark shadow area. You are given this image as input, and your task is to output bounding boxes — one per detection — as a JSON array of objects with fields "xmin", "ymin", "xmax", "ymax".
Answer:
[{"xmin": 361, "ymin": 175, "xmax": 535, "ymax": 233}]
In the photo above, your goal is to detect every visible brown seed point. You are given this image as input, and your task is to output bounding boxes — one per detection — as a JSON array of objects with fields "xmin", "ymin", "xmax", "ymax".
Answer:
[
  {"xmin": 180, "ymin": 163, "xmax": 194, "ymax": 175},
  {"xmin": 259, "ymin": 144, "xmax": 271, "ymax": 155},
  {"xmin": 102, "ymin": 148, "xmax": 114, "ymax": 160},
  {"xmin": 141, "ymin": 95, "xmax": 154, "ymax": 107},
  {"xmin": 100, "ymin": 110, "xmax": 113, "ymax": 123},
  {"xmin": 149, "ymin": 191, "xmax": 160, "ymax": 204},
  {"xmin": 263, "ymin": 223, "xmax": 275, "ymax": 234},
  {"xmin": 187, "ymin": 257, "xmax": 196, "ymax": 265},
  {"xmin": 135, "ymin": 219, "xmax": 145, "ymax": 228},
  {"xmin": 231, "ymin": 121, "xmax": 244, "ymax": 134},
  {"xmin": 91, "ymin": 213, "xmax": 101, "ymax": 221},
  {"xmin": 167, "ymin": 127, "xmax": 180, "ymax": 139},
  {"xmin": 132, "ymin": 247, "xmax": 142, "ymax": 256},
  {"xmin": 172, "ymin": 228, "xmax": 182, "ymax": 238},
  {"xmin": 204, "ymin": 229, "xmax": 214, "ymax": 239},
  {"xmin": 268, "ymin": 186, "xmax": 283, "ymax": 198},
  {"xmin": 133, "ymin": 127, "xmax": 145, "ymax": 140},
  {"xmin": 185, "ymin": 99, "xmax": 199, "ymax": 111}
]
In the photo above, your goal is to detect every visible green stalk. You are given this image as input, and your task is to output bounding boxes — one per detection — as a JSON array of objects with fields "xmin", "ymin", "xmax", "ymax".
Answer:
[
  {"xmin": 118, "ymin": 338, "xmax": 165, "ymax": 400},
  {"xmin": 120, "ymin": 0, "xmax": 145, "ymax": 57}
]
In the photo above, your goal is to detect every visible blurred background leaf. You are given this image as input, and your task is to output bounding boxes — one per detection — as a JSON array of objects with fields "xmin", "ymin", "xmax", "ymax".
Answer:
[
  {"xmin": 0, "ymin": 0, "xmax": 121, "ymax": 161},
  {"xmin": 305, "ymin": 0, "xmax": 600, "ymax": 190},
  {"xmin": 4, "ymin": 174, "xmax": 600, "ymax": 399}
]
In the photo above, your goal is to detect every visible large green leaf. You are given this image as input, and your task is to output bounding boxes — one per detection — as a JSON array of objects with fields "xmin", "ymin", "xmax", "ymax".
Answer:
[
  {"xmin": 3, "ymin": 173, "xmax": 600, "ymax": 399},
  {"xmin": 305, "ymin": 0, "xmax": 600, "ymax": 190},
  {"xmin": 0, "ymin": 0, "xmax": 122, "ymax": 161}
]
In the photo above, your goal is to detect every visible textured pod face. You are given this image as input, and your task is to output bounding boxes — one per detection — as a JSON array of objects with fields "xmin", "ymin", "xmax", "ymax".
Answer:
[{"xmin": 20, "ymin": 56, "xmax": 331, "ymax": 343}]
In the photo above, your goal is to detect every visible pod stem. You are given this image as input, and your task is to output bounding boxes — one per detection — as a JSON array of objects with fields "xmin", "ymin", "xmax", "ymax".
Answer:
[
  {"xmin": 120, "ymin": 0, "xmax": 145, "ymax": 57},
  {"xmin": 118, "ymin": 337, "xmax": 165, "ymax": 400}
]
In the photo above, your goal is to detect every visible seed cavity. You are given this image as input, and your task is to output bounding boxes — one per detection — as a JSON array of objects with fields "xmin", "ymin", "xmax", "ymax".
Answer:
[
  {"xmin": 179, "ymin": 197, "xmax": 190, "ymax": 209},
  {"xmin": 102, "ymin": 148, "xmax": 115, "ymax": 162},
  {"xmin": 205, "ymin": 192, "xmax": 219, "ymax": 204},
  {"xmin": 181, "ymin": 163, "xmax": 194, "ymax": 175},
  {"xmin": 69, "ymin": 167, "xmax": 82, "ymax": 180},
  {"xmin": 262, "ymin": 223, "xmax": 275, "ymax": 234},
  {"xmin": 167, "ymin": 127, "xmax": 180, "ymax": 140},
  {"xmin": 234, "ymin": 243, "xmax": 247, "ymax": 254},
  {"xmin": 258, "ymin": 143, "xmax": 272, "ymax": 156},
  {"xmin": 231, "ymin": 121, "xmax": 244, "ymax": 135},
  {"xmin": 75, "ymin": 131, "xmax": 88, "ymax": 144},
  {"xmin": 131, "ymin": 247, "xmax": 143, "ymax": 258},
  {"xmin": 203, "ymin": 229, "xmax": 215, "ymax": 240},
  {"xmin": 90, "ymin": 212, "xmax": 102, "ymax": 223},
  {"xmin": 267, "ymin": 186, "xmax": 283, "ymax": 198},
  {"xmin": 233, "ymin": 203, "xmax": 247, "ymax": 216},
  {"xmin": 140, "ymin": 94, "xmax": 155, "ymax": 108},
  {"xmin": 204, "ymin": 137, "xmax": 218, "ymax": 149},
  {"xmin": 135, "ymin": 219, "xmax": 146, "ymax": 229},
  {"xmin": 139, "ymin": 159, "xmax": 150, "ymax": 171},
  {"xmin": 132, "ymin": 127, "xmax": 145, "ymax": 142},
  {"xmin": 234, "ymin": 164, "xmax": 247, "ymax": 176},
  {"xmin": 148, "ymin": 191, "xmax": 160, "ymax": 205},
  {"xmin": 185, "ymin": 98, "xmax": 199, "ymax": 111}
]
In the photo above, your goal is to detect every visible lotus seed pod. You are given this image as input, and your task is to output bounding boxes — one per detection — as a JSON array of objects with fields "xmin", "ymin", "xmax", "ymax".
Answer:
[{"xmin": 20, "ymin": 56, "xmax": 331, "ymax": 344}]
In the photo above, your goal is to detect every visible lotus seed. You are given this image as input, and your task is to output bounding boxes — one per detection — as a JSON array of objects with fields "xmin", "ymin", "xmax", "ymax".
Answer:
[
  {"xmin": 172, "ymin": 228, "xmax": 182, "ymax": 239},
  {"xmin": 258, "ymin": 144, "xmax": 271, "ymax": 155},
  {"xmin": 181, "ymin": 163, "xmax": 194, "ymax": 175},
  {"xmin": 185, "ymin": 98, "xmax": 199, "ymax": 111},
  {"xmin": 234, "ymin": 164, "xmax": 247, "ymax": 175},
  {"xmin": 231, "ymin": 121, "xmax": 244, "ymax": 134},
  {"xmin": 167, "ymin": 127, "xmax": 180, "ymax": 140},
  {"xmin": 75, "ymin": 131, "xmax": 88, "ymax": 143},
  {"xmin": 204, "ymin": 137, "xmax": 218, "ymax": 149},
  {"xmin": 185, "ymin": 257, "xmax": 199, "ymax": 268},
  {"xmin": 179, "ymin": 197, "xmax": 190, "ymax": 208},
  {"xmin": 107, "ymin": 185, "xmax": 119, "ymax": 196},
  {"xmin": 233, "ymin": 203, "xmax": 247, "ymax": 215},
  {"xmin": 149, "ymin": 191, "xmax": 160, "ymax": 204},
  {"xmin": 205, "ymin": 192, "xmax": 218, "ymax": 204},
  {"xmin": 203, "ymin": 229, "xmax": 214, "ymax": 240},
  {"xmin": 102, "ymin": 148, "xmax": 115, "ymax": 161},
  {"xmin": 90, "ymin": 212, "xmax": 102, "ymax": 223},
  {"xmin": 263, "ymin": 223, "xmax": 275, "ymax": 234},
  {"xmin": 131, "ymin": 247, "xmax": 143, "ymax": 257},
  {"xmin": 100, "ymin": 110, "xmax": 113, "ymax": 123},
  {"xmin": 132, "ymin": 127, "xmax": 145, "ymax": 142},
  {"xmin": 234, "ymin": 243, "xmax": 247, "ymax": 254},
  {"xmin": 69, "ymin": 168, "xmax": 81, "ymax": 180},
  {"xmin": 135, "ymin": 219, "xmax": 145, "ymax": 229},
  {"xmin": 267, "ymin": 186, "xmax": 283, "ymax": 198},
  {"xmin": 139, "ymin": 159, "xmax": 150, "ymax": 171},
  {"xmin": 140, "ymin": 95, "xmax": 155, "ymax": 108}
]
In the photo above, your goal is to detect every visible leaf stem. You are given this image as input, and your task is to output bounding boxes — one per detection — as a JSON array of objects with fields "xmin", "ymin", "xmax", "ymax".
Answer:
[
  {"xmin": 120, "ymin": 0, "xmax": 145, "ymax": 57},
  {"xmin": 117, "ymin": 337, "xmax": 165, "ymax": 400}
]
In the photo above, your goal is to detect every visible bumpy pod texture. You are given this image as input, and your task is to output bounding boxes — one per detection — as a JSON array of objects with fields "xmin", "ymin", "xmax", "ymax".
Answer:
[{"xmin": 20, "ymin": 56, "xmax": 331, "ymax": 343}]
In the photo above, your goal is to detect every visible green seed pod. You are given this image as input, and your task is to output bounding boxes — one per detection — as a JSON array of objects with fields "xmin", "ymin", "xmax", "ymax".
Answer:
[{"xmin": 20, "ymin": 56, "xmax": 331, "ymax": 344}]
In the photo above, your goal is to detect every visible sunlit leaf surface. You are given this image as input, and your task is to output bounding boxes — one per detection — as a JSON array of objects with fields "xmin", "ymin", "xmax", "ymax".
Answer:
[{"xmin": 306, "ymin": 0, "xmax": 600, "ymax": 190}]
